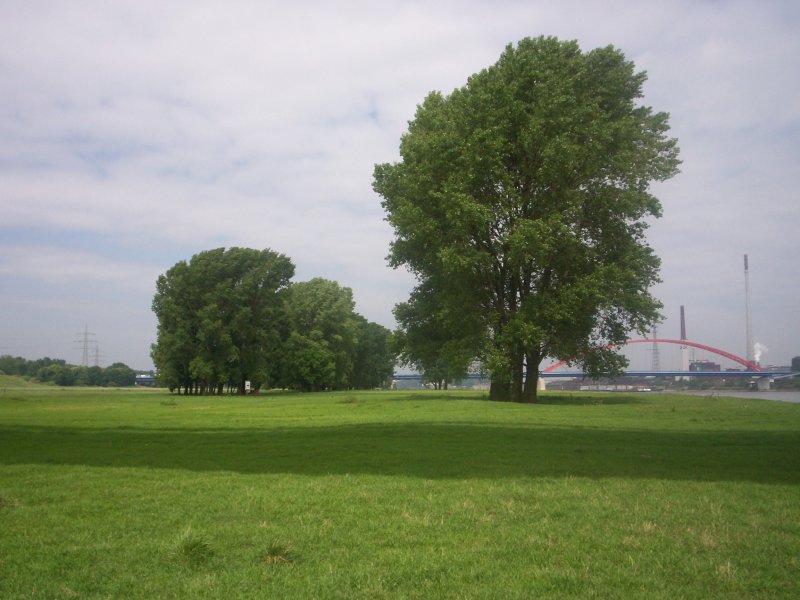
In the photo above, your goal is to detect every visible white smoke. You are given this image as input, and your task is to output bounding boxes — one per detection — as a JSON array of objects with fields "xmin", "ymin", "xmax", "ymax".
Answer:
[{"xmin": 753, "ymin": 342, "xmax": 768, "ymax": 364}]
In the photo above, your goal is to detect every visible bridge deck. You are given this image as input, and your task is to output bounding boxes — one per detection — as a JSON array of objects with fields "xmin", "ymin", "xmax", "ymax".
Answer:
[{"xmin": 393, "ymin": 371, "xmax": 797, "ymax": 380}]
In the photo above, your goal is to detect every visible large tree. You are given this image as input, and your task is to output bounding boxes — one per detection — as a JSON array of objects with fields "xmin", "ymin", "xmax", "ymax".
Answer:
[
  {"xmin": 374, "ymin": 37, "xmax": 680, "ymax": 402},
  {"xmin": 280, "ymin": 278, "xmax": 360, "ymax": 391},
  {"xmin": 151, "ymin": 247, "xmax": 294, "ymax": 394}
]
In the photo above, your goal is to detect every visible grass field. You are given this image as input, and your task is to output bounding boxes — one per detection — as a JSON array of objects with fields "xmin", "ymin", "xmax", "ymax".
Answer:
[{"xmin": 1, "ymin": 386, "xmax": 799, "ymax": 598}]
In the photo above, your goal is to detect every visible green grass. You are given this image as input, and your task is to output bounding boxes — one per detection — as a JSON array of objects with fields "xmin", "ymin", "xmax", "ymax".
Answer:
[
  {"xmin": 1, "ymin": 388, "xmax": 798, "ymax": 598},
  {"xmin": 0, "ymin": 373, "xmax": 44, "ymax": 388}
]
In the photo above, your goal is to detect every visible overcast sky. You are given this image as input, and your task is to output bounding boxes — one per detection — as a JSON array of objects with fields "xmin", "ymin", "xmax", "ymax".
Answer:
[{"xmin": 1, "ymin": 0, "xmax": 797, "ymax": 371}]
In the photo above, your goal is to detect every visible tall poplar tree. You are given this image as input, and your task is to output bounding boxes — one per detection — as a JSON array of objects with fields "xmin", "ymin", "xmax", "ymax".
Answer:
[{"xmin": 374, "ymin": 37, "xmax": 680, "ymax": 402}]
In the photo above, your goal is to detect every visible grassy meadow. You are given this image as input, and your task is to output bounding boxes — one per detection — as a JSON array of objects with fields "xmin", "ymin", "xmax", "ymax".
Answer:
[{"xmin": 1, "ymin": 384, "xmax": 799, "ymax": 598}]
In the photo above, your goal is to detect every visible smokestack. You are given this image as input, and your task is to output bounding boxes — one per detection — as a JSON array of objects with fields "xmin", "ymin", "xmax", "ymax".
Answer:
[
  {"xmin": 679, "ymin": 305, "xmax": 689, "ymax": 375},
  {"xmin": 680, "ymin": 305, "xmax": 687, "ymax": 341},
  {"xmin": 744, "ymin": 254, "xmax": 754, "ymax": 364}
]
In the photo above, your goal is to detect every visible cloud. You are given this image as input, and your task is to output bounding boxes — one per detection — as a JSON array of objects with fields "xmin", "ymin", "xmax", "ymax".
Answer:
[
  {"xmin": 0, "ymin": 0, "xmax": 798, "ymax": 368},
  {"xmin": 0, "ymin": 244, "xmax": 162, "ymax": 291}
]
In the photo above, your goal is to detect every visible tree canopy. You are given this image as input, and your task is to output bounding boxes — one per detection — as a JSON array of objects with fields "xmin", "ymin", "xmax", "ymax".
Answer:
[
  {"xmin": 279, "ymin": 278, "xmax": 360, "ymax": 392},
  {"xmin": 151, "ymin": 248, "xmax": 395, "ymax": 394},
  {"xmin": 392, "ymin": 281, "xmax": 477, "ymax": 389},
  {"xmin": 373, "ymin": 36, "xmax": 680, "ymax": 402},
  {"xmin": 152, "ymin": 247, "xmax": 295, "ymax": 394}
]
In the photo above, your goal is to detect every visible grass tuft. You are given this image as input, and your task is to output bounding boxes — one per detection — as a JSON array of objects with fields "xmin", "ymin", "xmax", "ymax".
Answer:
[
  {"xmin": 717, "ymin": 559, "xmax": 736, "ymax": 580},
  {"xmin": 169, "ymin": 527, "xmax": 214, "ymax": 566},
  {"xmin": 260, "ymin": 540, "xmax": 295, "ymax": 565}
]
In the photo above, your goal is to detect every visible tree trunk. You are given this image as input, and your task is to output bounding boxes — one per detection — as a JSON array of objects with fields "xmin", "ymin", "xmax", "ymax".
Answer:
[
  {"xmin": 490, "ymin": 378, "xmax": 511, "ymax": 401},
  {"xmin": 491, "ymin": 348, "xmax": 526, "ymax": 402},
  {"xmin": 522, "ymin": 352, "xmax": 542, "ymax": 403},
  {"xmin": 522, "ymin": 362, "xmax": 539, "ymax": 403},
  {"xmin": 510, "ymin": 347, "xmax": 524, "ymax": 402}
]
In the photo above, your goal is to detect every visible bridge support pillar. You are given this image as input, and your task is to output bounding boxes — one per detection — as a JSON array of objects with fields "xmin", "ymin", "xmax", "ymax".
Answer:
[{"xmin": 756, "ymin": 377, "xmax": 771, "ymax": 391}]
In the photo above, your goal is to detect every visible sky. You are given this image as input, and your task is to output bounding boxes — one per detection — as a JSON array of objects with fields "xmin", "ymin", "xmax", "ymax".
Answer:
[{"xmin": 1, "ymin": 0, "xmax": 798, "ymax": 371}]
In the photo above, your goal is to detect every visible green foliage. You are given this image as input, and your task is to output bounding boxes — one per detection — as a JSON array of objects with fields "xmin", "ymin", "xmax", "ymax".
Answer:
[
  {"xmin": 281, "ymin": 278, "xmax": 359, "ymax": 390},
  {"xmin": 0, "ymin": 355, "xmax": 66, "ymax": 379},
  {"xmin": 151, "ymin": 251, "xmax": 396, "ymax": 394},
  {"xmin": 281, "ymin": 331, "xmax": 337, "ymax": 392},
  {"xmin": 393, "ymin": 282, "xmax": 478, "ymax": 388},
  {"xmin": 374, "ymin": 36, "xmax": 680, "ymax": 402},
  {"xmin": 352, "ymin": 317, "xmax": 395, "ymax": 389},
  {"xmin": 0, "ymin": 355, "xmax": 136, "ymax": 387},
  {"xmin": 103, "ymin": 363, "xmax": 137, "ymax": 386},
  {"xmin": 277, "ymin": 278, "xmax": 395, "ymax": 391},
  {"xmin": 151, "ymin": 247, "xmax": 295, "ymax": 394}
]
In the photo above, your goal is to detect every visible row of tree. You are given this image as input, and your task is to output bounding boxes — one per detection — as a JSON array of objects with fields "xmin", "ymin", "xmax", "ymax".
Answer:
[
  {"xmin": 0, "ymin": 355, "xmax": 137, "ymax": 387},
  {"xmin": 151, "ymin": 247, "xmax": 394, "ymax": 394}
]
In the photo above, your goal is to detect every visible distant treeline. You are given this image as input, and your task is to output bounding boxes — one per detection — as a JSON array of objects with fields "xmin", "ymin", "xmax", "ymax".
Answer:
[{"xmin": 0, "ymin": 355, "xmax": 138, "ymax": 387}]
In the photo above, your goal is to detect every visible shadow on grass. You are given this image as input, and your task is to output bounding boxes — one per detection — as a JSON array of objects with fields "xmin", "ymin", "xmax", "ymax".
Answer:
[
  {"xmin": 401, "ymin": 393, "xmax": 489, "ymax": 403},
  {"xmin": 396, "ymin": 393, "xmax": 644, "ymax": 405},
  {"xmin": 1, "ymin": 422, "xmax": 798, "ymax": 484},
  {"xmin": 534, "ymin": 394, "xmax": 646, "ymax": 406}
]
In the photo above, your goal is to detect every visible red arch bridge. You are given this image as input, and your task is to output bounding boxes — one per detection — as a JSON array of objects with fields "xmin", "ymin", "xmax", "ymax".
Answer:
[
  {"xmin": 394, "ymin": 339, "xmax": 797, "ymax": 383},
  {"xmin": 540, "ymin": 339, "xmax": 796, "ymax": 381}
]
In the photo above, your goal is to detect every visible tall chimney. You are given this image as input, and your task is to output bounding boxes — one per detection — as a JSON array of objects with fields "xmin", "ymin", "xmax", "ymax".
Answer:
[
  {"xmin": 744, "ymin": 254, "xmax": 754, "ymax": 364},
  {"xmin": 680, "ymin": 305, "xmax": 687, "ymax": 341},
  {"xmin": 680, "ymin": 305, "xmax": 689, "ymax": 374}
]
